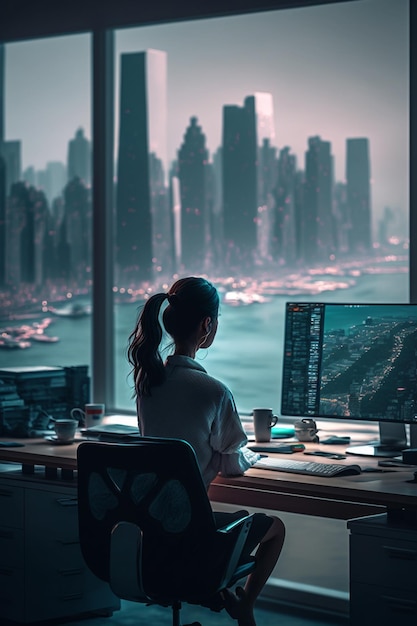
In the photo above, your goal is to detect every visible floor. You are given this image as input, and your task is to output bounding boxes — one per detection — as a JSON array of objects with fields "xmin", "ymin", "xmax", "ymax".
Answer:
[{"xmin": 47, "ymin": 598, "xmax": 349, "ymax": 626}]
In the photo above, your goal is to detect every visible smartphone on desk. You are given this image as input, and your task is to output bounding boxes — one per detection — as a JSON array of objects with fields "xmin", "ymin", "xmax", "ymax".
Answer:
[
  {"xmin": 248, "ymin": 442, "xmax": 305, "ymax": 453},
  {"xmin": 304, "ymin": 450, "xmax": 347, "ymax": 460}
]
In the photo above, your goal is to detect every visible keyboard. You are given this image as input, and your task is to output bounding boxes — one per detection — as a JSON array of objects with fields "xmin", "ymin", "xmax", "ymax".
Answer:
[{"xmin": 254, "ymin": 456, "xmax": 361, "ymax": 477}]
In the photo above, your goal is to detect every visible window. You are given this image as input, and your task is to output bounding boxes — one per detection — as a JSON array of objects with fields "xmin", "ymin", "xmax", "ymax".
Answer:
[
  {"xmin": 0, "ymin": 35, "xmax": 92, "ymax": 375},
  {"xmin": 0, "ymin": 1, "xmax": 410, "ymax": 413},
  {"xmin": 113, "ymin": 0, "xmax": 410, "ymax": 411}
]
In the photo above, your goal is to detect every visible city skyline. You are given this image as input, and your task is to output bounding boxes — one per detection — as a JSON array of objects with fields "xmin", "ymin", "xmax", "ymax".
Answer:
[{"xmin": 3, "ymin": 0, "xmax": 409, "ymax": 228}]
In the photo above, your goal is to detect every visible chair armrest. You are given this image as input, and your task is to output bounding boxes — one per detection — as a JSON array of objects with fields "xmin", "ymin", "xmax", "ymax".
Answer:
[
  {"xmin": 215, "ymin": 513, "xmax": 255, "ymax": 589},
  {"xmin": 109, "ymin": 521, "xmax": 149, "ymax": 602},
  {"xmin": 217, "ymin": 513, "xmax": 254, "ymax": 534}
]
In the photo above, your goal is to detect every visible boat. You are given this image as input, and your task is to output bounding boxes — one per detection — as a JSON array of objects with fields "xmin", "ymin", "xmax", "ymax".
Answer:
[{"xmin": 49, "ymin": 303, "xmax": 92, "ymax": 318}]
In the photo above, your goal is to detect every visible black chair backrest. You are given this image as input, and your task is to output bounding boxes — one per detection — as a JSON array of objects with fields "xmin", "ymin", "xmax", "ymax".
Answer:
[{"xmin": 77, "ymin": 438, "xmax": 221, "ymax": 600}]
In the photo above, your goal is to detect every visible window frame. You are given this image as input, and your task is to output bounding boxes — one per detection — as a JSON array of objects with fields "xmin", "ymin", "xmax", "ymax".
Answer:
[{"xmin": 1, "ymin": 0, "xmax": 415, "ymax": 411}]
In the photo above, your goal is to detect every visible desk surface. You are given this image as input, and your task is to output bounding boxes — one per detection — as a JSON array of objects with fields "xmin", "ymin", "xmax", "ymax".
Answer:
[{"xmin": 0, "ymin": 435, "xmax": 416, "ymax": 520}]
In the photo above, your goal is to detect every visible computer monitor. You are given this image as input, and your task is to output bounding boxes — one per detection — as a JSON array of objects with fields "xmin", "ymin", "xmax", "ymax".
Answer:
[{"xmin": 281, "ymin": 302, "xmax": 417, "ymax": 457}]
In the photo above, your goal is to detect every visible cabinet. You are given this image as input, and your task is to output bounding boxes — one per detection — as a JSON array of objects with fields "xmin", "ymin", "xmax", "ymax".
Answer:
[
  {"xmin": 348, "ymin": 513, "xmax": 417, "ymax": 626},
  {"xmin": 0, "ymin": 467, "xmax": 120, "ymax": 623}
]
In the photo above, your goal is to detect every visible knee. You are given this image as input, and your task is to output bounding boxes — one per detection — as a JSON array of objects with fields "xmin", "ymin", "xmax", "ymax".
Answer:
[{"xmin": 262, "ymin": 516, "xmax": 285, "ymax": 543}]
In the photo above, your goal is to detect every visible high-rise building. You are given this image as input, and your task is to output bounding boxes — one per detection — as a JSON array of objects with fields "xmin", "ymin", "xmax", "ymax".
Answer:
[
  {"xmin": 0, "ymin": 43, "xmax": 4, "ymax": 144},
  {"xmin": 23, "ymin": 166, "xmax": 36, "ymax": 187},
  {"xmin": 302, "ymin": 136, "xmax": 334, "ymax": 264},
  {"xmin": 67, "ymin": 128, "xmax": 91, "ymax": 185},
  {"xmin": 0, "ymin": 155, "xmax": 5, "ymax": 285},
  {"xmin": 36, "ymin": 161, "xmax": 67, "ymax": 205},
  {"xmin": 116, "ymin": 50, "xmax": 168, "ymax": 284},
  {"xmin": 177, "ymin": 117, "xmax": 209, "ymax": 271},
  {"xmin": 222, "ymin": 93, "xmax": 275, "ymax": 269},
  {"xmin": 346, "ymin": 137, "xmax": 371, "ymax": 252},
  {"xmin": 273, "ymin": 146, "xmax": 297, "ymax": 264},
  {"xmin": 222, "ymin": 96, "xmax": 257, "ymax": 267},
  {"xmin": 0, "ymin": 140, "xmax": 21, "ymax": 197},
  {"xmin": 6, "ymin": 182, "xmax": 48, "ymax": 286},
  {"xmin": 46, "ymin": 161, "xmax": 66, "ymax": 203},
  {"xmin": 62, "ymin": 177, "xmax": 91, "ymax": 284},
  {"xmin": 257, "ymin": 138, "xmax": 277, "ymax": 261}
]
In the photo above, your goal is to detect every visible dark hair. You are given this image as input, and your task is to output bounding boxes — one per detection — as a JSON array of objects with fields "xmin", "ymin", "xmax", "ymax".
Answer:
[{"xmin": 127, "ymin": 277, "xmax": 219, "ymax": 397}]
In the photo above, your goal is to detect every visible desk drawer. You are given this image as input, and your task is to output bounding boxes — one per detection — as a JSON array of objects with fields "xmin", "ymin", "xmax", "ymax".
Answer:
[
  {"xmin": 0, "ymin": 566, "xmax": 25, "ymax": 621},
  {"xmin": 26, "ymin": 566, "xmax": 119, "ymax": 622},
  {"xmin": 0, "ymin": 526, "xmax": 24, "ymax": 567},
  {"xmin": 350, "ymin": 582, "xmax": 417, "ymax": 626},
  {"xmin": 0, "ymin": 484, "xmax": 24, "ymax": 528},
  {"xmin": 350, "ymin": 535, "xmax": 417, "ymax": 590},
  {"xmin": 25, "ymin": 488, "xmax": 78, "ymax": 542}
]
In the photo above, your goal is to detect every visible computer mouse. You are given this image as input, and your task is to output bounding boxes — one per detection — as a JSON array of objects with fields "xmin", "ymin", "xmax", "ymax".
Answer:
[{"xmin": 336, "ymin": 466, "xmax": 362, "ymax": 476}]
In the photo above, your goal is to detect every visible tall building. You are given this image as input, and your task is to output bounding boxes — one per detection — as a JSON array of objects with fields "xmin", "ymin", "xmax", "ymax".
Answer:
[
  {"xmin": 302, "ymin": 136, "xmax": 334, "ymax": 264},
  {"xmin": 273, "ymin": 146, "xmax": 297, "ymax": 264},
  {"xmin": 0, "ymin": 155, "xmax": 5, "ymax": 285},
  {"xmin": 222, "ymin": 96, "xmax": 257, "ymax": 267},
  {"xmin": 67, "ymin": 128, "xmax": 91, "ymax": 185},
  {"xmin": 0, "ymin": 140, "xmax": 21, "ymax": 197},
  {"xmin": 346, "ymin": 137, "xmax": 371, "ymax": 252},
  {"xmin": 23, "ymin": 166, "xmax": 36, "ymax": 187},
  {"xmin": 222, "ymin": 93, "xmax": 275, "ymax": 269},
  {"xmin": 177, "ymin": 117, "xmax": 209, "ymax": 271},
  {"xmin": 62, "ymin": 177, "xmax": 91, "ymax": 284},
  {"xmin": 257, "ymin": 138, "xmax": 277, "ymax": 261},
  {"xmin": 37, "ymin": 161, "xmax": 66, "ymax": 205},
  {"xmin": 6, "ymin": 182, "xmax": 49, "ymax": 286},
  {"xmin": 116, "ymin": 49, "xmax": 168, "ymax": 284},
  {"xmin": 0, "ymin": 43, "xmax": 4, "ymax": 144}
]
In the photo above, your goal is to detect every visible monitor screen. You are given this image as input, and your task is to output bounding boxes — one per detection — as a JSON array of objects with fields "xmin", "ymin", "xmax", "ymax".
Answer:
[{"xmin": 281, "ymin": 302, "xmax": 417, "ymax": 426}]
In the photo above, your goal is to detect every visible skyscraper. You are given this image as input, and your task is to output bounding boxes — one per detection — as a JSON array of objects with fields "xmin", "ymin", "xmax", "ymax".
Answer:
[
  {"xmin": 63, "ymin": 177, "xmax": 91, "ymax": 284},
  {"xmin": 303, "ymin": 136, "xmax": 334, "ymax": 264},
  {"xmin": 0, "ymin": 43, "xmax": 4, "ymax": 144},
  {"xmin": 222, "ymin": 96, "xmax": 257, "ymax": 267},
  {"xmin": 222, "ymin": 93, "xmax": 275, "ymax": 269},
  {"xmin": 346, "ymin": 137, "xmax": 371, "ymax": 252},
  {"xmin": 177, "ymin": 117, "xmax": 209, "ymax": 271},
  {"xmin": 7, "ymin": 183, "xmax": 48, "ymax": 286},
  {"xmin": 67, "ymin": 128, "xmax": 91, "ymax": 185},
  {"xmin": 0, "ymin": 140, "xmax": 21, "ymax": 197},
  {"xmin": 0, "ymin": 155, "xmax": 5, "ymax": 286},
  {"xmin": 273, "ymin": 146, "xmax": 297, "ymax": 263},
  {"xmin": 116, "ymin": 50, "xmax": 168, "ymax": 284}
]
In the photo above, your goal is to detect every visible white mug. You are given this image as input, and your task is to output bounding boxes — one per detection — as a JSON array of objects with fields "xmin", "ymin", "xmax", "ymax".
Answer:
[
  {"xmin": 71, "ymin": 403, "xmax": 105, "ymax": 429},
  {"xmin": 53, "ymin": 419, "xmax": 78, "ymax": 443},
  {"xmin": 253, "ymin": 408, "xmax": 278, "ymax": 442}
]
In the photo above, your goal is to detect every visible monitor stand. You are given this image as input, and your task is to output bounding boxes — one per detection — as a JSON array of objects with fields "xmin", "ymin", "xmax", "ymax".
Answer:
[{"xmin": 345, "ymin": 422, "xmax": 411, "ymax": 458}]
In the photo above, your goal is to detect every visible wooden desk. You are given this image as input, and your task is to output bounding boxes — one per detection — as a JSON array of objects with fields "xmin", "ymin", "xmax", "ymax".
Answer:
[{"xmin": 1, "ymin": 436, "xmax": 416, "ymax": 521}]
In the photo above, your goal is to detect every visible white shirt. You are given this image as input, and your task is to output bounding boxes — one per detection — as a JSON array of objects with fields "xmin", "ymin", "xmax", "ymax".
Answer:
[{"xmin": 137, "ymin": 355, "xmax": 259, "ymax": 488}]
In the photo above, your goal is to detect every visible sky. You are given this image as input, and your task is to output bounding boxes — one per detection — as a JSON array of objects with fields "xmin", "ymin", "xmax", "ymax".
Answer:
[{"xmin": 4, "ymin": 0, "xmax": 410, "ymax": 226}]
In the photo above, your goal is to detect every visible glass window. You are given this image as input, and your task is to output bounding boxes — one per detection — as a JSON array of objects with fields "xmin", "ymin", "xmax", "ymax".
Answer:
[
  {"xmin": 113, "ymin": 0, "xmax": 410, "ymax": 412},
  {"xmin": 0, "ymin": 35, "xmax": 92, "ymax": 378}
]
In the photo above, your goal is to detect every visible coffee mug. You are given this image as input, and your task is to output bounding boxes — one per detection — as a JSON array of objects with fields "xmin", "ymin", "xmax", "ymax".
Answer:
[
  {"xmin": 294, "ymin": 418, "xmax": 319, "ymax": 442},
  {"xmin": 71, "ymin": 403, "xmax": 105, "ymax": 429},
  {"xmin": 53, "ymin": 419, "xmax": 78, "ymax": 443},
  {"xmin": 253, "ymin": 408, "xmax": 278, "ymax": 442}
]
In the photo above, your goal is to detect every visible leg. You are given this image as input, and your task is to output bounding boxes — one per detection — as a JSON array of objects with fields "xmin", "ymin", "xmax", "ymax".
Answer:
[{"xmin": 222, "ymin": 516, "xmax": 285, "ymax": 626}]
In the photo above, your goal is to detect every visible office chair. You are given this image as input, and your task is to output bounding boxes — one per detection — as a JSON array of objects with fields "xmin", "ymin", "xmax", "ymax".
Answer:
[{"xmin": 77, "ymin": 438, "xmax": 256, "ymax": 626}]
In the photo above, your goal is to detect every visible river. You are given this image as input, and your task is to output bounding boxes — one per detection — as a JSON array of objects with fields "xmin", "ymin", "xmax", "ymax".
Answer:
[{"xmin": 0, "ymin": 270, "xmax": 409, "ymax": 413}]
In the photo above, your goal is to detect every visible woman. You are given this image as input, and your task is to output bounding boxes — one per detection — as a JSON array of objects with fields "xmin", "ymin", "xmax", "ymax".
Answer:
[{"xmin": 128, "ymin": 276, "xmax": 285, "ymax": 626}]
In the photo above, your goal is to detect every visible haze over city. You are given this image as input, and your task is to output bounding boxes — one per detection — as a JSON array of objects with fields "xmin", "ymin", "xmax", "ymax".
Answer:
[{"xmin": 4, "ymin": 0, "xmax": 409, "ymax": 229}]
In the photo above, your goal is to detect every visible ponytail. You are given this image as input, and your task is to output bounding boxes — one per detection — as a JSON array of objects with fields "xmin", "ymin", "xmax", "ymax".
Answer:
[
  {"xmin": 127, "ymin": 292, "xmax": 168, "ymax": 397},
  {"xmin": 128, "ymin": 276, "xmax": 219, "ymax": 398}
]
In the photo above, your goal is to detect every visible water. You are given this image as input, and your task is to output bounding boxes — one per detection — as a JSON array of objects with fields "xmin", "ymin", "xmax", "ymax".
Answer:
[{"xmin": 0, "ymin": 271, "xmax": 409, "ymax": 413}]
